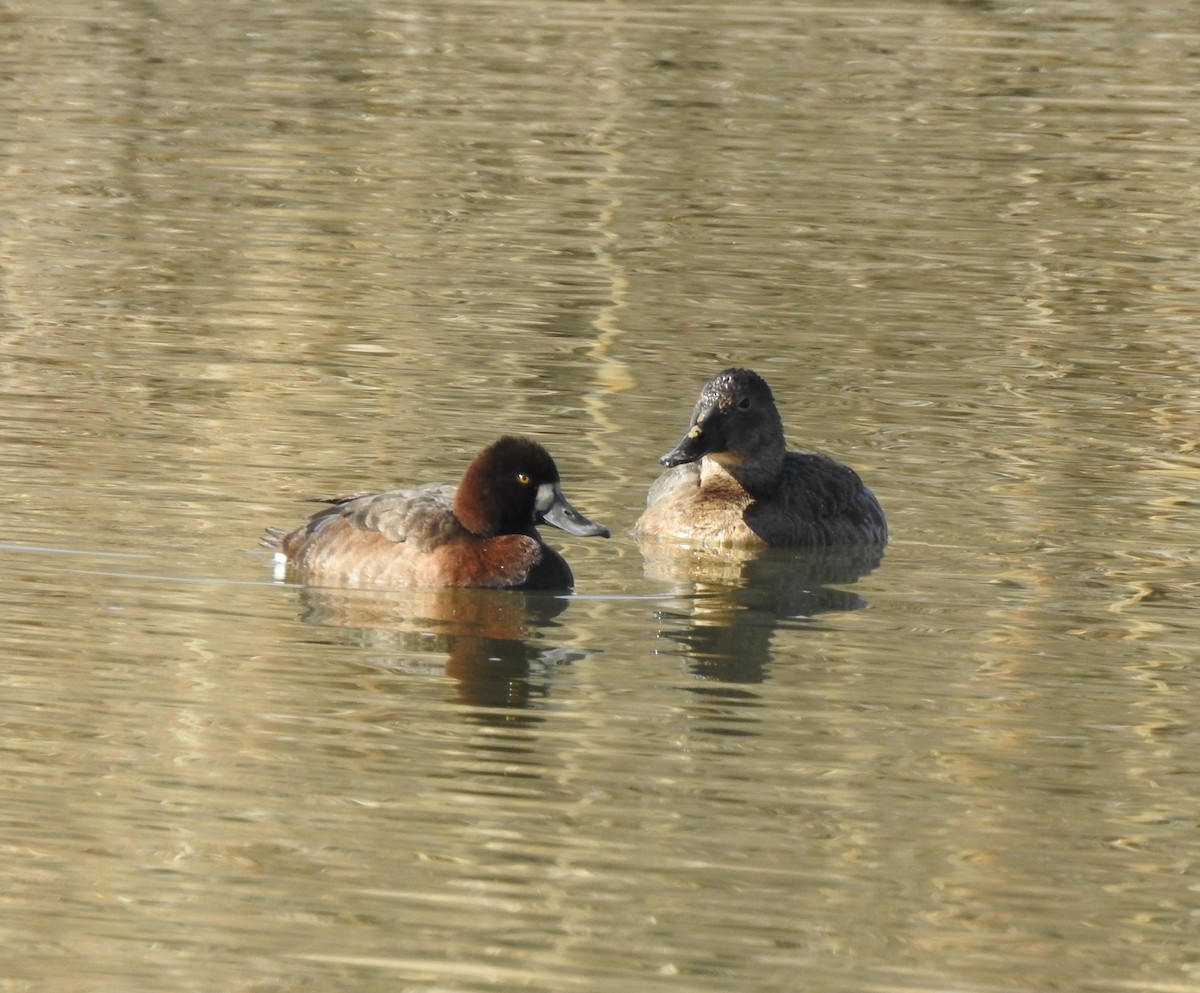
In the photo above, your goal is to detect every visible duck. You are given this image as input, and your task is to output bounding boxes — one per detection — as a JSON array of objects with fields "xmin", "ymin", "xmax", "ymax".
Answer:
[
  {"xmin": 262, "ymin": 435, "xmax": 610, "ymax": 590},
  {"xmin": 634, "ymin": 368, "xmax": 888, "ymax": 547}
]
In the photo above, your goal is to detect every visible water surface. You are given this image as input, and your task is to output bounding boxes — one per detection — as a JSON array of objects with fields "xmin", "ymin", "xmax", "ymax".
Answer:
[{"xmin": 2, "ymin": 2, "xmax": 1199, "ymax": 992}]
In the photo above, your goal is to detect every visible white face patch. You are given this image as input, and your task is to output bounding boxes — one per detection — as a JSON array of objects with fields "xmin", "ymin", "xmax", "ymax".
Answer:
[{"xmin": 535, "ymin": 482, "xmax": 557, "ymax": 513}]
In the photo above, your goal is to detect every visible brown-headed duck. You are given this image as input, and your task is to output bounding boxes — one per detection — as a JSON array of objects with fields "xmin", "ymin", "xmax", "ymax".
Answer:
[
  {"xmin": 263, "ymin": 435, "xmax": 609, "ymax": 590},
  {"xmin": 634, "ymin": 368, "xmax": 888, "ymax": 548}
]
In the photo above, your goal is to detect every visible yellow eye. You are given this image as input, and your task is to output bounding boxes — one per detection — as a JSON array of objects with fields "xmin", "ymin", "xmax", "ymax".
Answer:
[{"xmin": 517, "ymin": 473, "xmax": 531, "ymax": 485}]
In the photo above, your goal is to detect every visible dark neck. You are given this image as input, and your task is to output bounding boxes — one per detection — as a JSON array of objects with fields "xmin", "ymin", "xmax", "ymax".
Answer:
[
  {"xmin": 708, "ymin": 441, "xmax": 785, "ymax": 499},
  {"xmin": 453, "ymin": 465, "xmax": 506, "ymax": 536}
]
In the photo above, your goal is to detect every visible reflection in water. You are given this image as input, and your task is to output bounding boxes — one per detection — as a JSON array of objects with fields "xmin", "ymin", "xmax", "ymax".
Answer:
[
  {"xmin": 6, "ymin": 2, "xmax": 1200, "ymax": 989},
  {"xmin": 290, "ymin": 584, "xmax": 584, "ymax": 716},
  {"xmin": 642, "ymin": 541, "xmax": 885, "ymax": 684}
]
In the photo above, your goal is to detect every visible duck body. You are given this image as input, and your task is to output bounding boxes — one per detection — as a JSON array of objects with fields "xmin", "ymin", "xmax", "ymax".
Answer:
[
  {"xmin": 635, "ymin": 368, "xmax": 888, "ymax": 549},
  {"xmin": 263, "ymin": 436, "xmax": 609, "ymax": 590}
]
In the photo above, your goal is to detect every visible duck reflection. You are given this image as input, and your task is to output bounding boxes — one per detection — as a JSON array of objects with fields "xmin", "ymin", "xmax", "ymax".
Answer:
[
  {"xmin": 291, "ymin": 584, "xmax": 581, "ymax": 715},
  {"xmin": 641, "ymin": 540, "xmax": 885, "ymax": 683}
]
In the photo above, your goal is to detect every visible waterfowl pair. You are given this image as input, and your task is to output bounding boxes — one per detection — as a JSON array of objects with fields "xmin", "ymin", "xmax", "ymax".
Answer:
[{"xmin": 265, "ymin": 369, "xmax": 887, "ymax": 591}]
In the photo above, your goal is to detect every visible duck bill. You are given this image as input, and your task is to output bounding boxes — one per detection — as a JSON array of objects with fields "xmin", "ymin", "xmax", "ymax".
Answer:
[
  {"xmin": 659, "ymin": 411, "xmax": 721, "ymax": 467},
  {"xmin": 537, "ymin": 485, "xmax": 611, "ymax": 538}
]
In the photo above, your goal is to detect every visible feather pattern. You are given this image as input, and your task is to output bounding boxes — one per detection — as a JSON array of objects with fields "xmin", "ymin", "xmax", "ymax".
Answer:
[{"xmin": 636, "ymin": 369, "xmax": 888, "ymax": 548}]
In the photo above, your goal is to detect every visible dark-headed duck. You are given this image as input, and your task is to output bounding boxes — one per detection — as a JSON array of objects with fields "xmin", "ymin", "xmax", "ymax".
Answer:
[
  {"xmin": 263, "ymin": 435, "xmax": 609, "ymax": 590},
  {"xmin": 634, "ymin": 368, "xmax": 888, "ymax": 548}
]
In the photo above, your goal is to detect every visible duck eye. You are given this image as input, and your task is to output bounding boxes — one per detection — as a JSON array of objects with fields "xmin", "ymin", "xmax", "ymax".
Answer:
[
  {"xmin": 516, "ymin": 473, "xmax": 531, "ymax": 485},
  {"xmin": 737, "ymin": 396, "xmax": 751, "ymax": 410}
]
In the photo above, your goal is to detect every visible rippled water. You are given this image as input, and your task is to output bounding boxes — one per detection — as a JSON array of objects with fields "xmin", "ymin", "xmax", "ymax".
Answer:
[{"xmin": 2, "ymin": 2, "xmax": 1199, "ymax": 992}]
